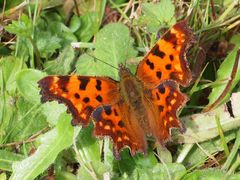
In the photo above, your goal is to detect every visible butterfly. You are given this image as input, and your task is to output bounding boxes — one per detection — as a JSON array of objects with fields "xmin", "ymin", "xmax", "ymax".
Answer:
[{"xmin": 38, "ymin": 20, "xmax": 195, "ymax": 159}]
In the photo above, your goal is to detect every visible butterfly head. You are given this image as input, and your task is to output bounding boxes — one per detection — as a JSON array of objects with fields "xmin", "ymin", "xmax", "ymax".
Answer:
[{"xmin": 118, "ymin": 64, "xmax": 132, "ymax": 79}]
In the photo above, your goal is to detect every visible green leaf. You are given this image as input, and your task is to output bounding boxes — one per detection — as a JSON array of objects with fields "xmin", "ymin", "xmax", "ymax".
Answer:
[
  {"xmin": 76, "ymin": 12, "xmax": 99, "ymax": 42},
  {"xmin": 0, "ymin": 56, "xmax": 26, "ymax": 143},
  {"xmin": 0, "ymin": 150, "xmax": 24, "ymax": 171},
  {"xmin": 56, "ymin": 171, "xmax": 77, "ymax": 180},
  {"xmin": 152, "ymin": 163, "xmax": 186, "ymax": 179},
  {"xmin": 76, "ymin": 125, "xmax": 100, "ymax": 161},
  {"xmin": 76, "ymin": 23, "xmax": 137, "ymax": 80},
  {"xmin": 41, "ymin": 102, "xmax": 66, "ymax": 126},
  {"xmin": 77, "ymin": 161, "xmax": 109, "ymax": 180},
  {"xmin": 135, "ymin": 0, "xmax": 176, "ymax": 32},
  {"xmin": 69, "ymin": 15, "xmax": 81, "ymax": 33},
  {"xmin": 44, "ymin": 45, "xmax": 75, "ymax": 75},
  {"xmin": 11, "ymin": 113, "xmax": 74, "ymax": 180},
  {"xmin": 35, "ymin": 31, "xmax": 61, "ymax": 58},
  {"xmin": 182, "ymin": 169, "xmax": 225, "ymax": 179},
  {"xmin": 4, "ymin": 14, "xmax": 32, "ymax": 38},
  {"xmin": 208, "ymin": 34, "xmax": 240, "ymax": 105},
  {"xmin": 9, "ymin": 97, "xmax": 47, "ymax": 142},
  {"xmin": 182, "ymin": 130, "xmax": 236, "ymax": 167},
  {"xmin": 0, "ymin": 56, "xmax": 25, "ymax": 93},
  {"xmin": 0, "ymin": 173, "xmax": 7, "ymax": 180},
  {"xmin": 178, "ymin": 92, "xmax": 240, "ymax": 167},
  {"xmin": 16, "ymin": 69, "xmax": 46, "ymax": 103},
  {"xmin": 179, "ymin": 92, "xmax": 240, "ymax": 144},
  {"xmin": 131, "ymin": 163, "xmax": 186, "ymax": 180},
  {"xmin": 112, "ymin": 149, "xmax": 158, "ymax": 178}
]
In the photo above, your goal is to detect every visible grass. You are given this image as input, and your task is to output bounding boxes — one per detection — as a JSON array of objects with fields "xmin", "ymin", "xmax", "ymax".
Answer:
[{"xmin": 0, "ymin": 0, "xmax": 240, "ymax": 179}]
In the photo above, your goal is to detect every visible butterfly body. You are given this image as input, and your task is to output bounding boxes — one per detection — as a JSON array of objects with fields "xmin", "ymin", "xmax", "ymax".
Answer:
[{"xmin": 38, "ymin": 21, "xmax": 195, "ymax": 159}]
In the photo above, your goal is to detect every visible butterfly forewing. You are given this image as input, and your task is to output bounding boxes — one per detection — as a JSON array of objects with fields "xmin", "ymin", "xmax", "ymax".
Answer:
[
  {"xmin": 136, "ymin": 20, "xmax": 194, "ymax": 88},
  {"xmin": 38, "ymin": 75, "xmax": 119, "ymax": 126}
]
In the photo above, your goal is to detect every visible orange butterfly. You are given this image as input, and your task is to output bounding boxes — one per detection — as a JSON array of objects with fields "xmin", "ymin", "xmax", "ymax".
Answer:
[{"xmin": 38, "ymin": 20, "xmax": 195, "ymax": 159}]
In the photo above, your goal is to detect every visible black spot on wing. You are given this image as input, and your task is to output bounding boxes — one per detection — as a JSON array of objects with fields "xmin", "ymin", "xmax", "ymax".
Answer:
[
  {"xmin": 165, "ymin": 64, "xmax": 172, "ymax": 70},
  {"xmin": 114, "ymin": 109, "xmax": 119, "ymax": 116},
  {"xmin": 83, "ymin": 97, "xmax": 90, "ymax": 103},
  {"xmin": 152, "ymin": 44, "xmax": 165, "ymax": 58},
  {"xmin": 158, "ymin": 84, "xmax": 165, "ymax": 94},
  {"xmin": 104, "ymin": 106, "xmax": 112, "ymax": 115},
  {"xmin": 163, "ymin": 31, "xmax": 177, "ymax": 42},
  {"xmin": 78, "ymin": 77, "xmax": 90, "ymax": 90},
  {"xmin": 146, "ymin": 59, "xmax": 154, "ymax": 70},
  {"xmin": 118, "ymin": 120, "xmax": 124, "ymax": 128},
  {"xmin": 96, "ymin": 95, "xmax": 103, "ymax": 102},
  {"xmin": 96, "ymin": 79, "xmax": 102, "ymax": 91},
  {"xmin": 169, "ymin": 54, "xmax": 174, "ymax": 61},
  {"xmin": 159, "ymin": 105, "xmax": 164, "ymax": 112},
  {"xmin": 156, "ymin": 71, "xmax": 162, "ymax": 79},
  {"xmin": 92, "ymin": 107, "xmax": 103, "ymax": 121},
  {"xmin": 58, "ymin": 76, "xmax": 70, "ymax": 92},
  {"xmin": 74, "ymin": 93, "xmax": 80, "ymax": 99}
]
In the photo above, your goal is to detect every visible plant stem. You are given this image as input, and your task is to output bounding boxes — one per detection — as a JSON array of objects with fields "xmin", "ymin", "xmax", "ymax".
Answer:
[
  {"xmin": 28, "ymin": 36, "xmax": 42, "ymax": 69},
  {"xmin": 215, "ymin": 114, "xmax": 230, "ymax": 156}
]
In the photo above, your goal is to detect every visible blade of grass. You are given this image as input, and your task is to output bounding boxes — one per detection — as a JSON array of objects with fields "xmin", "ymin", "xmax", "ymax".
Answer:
[
  {"xmin": 176, "ymin": 144, "xmax": 194, "ymax": 163},
  {"xmin": 225, "ymin": 155, "xmax": 240, "ymax": 177},
  {"xmin": 215, "ymin": 114, "xmax": 230, "ymax": 156},
  {"xmin": 222, "ymin": 129, "xmax": 240, "ymax": 171},
  {"xmin": 203, "ymin": 49, "xmax": 240, "ymax": 112}
]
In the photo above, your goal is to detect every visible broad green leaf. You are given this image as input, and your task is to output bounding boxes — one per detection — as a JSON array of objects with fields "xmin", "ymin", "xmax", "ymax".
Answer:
[
  {"xmin": 112, "ymin": 149, "xmax": 157, "ymax": 178},
  {"xmin": 0, "ymin": 173, "xmax": 7, "ymax": 180},
  {"xmin": 0, "ymin": 56, "xmax": 25, "ymax": 93},
  {"xmin": 178, "ymin": 92, "xmax": 240, "ymax": 143},
  {"xmin": 11, "ymin": 113, "xmax": 74, "ymax": 180},
  {"xmin": 69, "ymin": 15, "xmax": 81, "ymax": 33},
  {"xmin": 76, "ymin": 12, "xmax": 99, "ymax": 42},
  {"xmin": 208, "ymin": 34, "xmax": 240, "ymax": 105},
  {"xmin": 76, "ymin": 23, "xmax": 137, "ymax": 80},
  {"xmin": 5, "ymin": 14, "xmax": 32, "ymax": 38},
  {"xmin": 76, "ymin": 125, "xmax": 100, "ymax": 161},
  {"xmin": 178, "ymin": 92, "xmax": 240, "ymax": 166},
  {"xmin": 56, "ymin": 171, "xmax": 77, "ymax": 180},
  {"xmin": 35, "ymin": 30, "xmax": 61, "ymax": 58},
  {"xmin": 9, "ymin": 97, "xmax": 47, "ymax": 142},
  {"xmin": 41, "ymin": 102, "xmax": 66, "ymax": 126},
  {"xmin": 48, "ymin": 22, "xmax": 78, "ymax": 46},
  {"xmin": 16, "ymin": 69, "xmax": 46, "ymax": 103},
  {"xmin": 152, "ymin": 163, "xmax": 186, "ymax": 180},
  {"xmin": 131, "ymin": 163, "xmax": 186, "ymax": 180},
  {"xmin": 182, "ymin": 130, "xmax": 236, "ymax": 167},
  {"xmin": 75, "ymin": 126, "xmax": 104, "ymax": 179},
  {"xmin": 0, "ymin": 150, "xmax": 24, "ymax": 171},
  {"xmin": 77, "ymin": 161, "xmax": 109, "ymax": 180},
  {"xmin": 182, "ymin": 169, "xmax": 225, "ymax": 179},
  {"xmin": 75, "ymin": 0, "xmax": 106, "ymax": 42},
  {"xmin": 0, "ymin": 56, "xmax": 26, "ymax": 143},
  {"xmin": 135, "ymin": 0, "xmax": 176, "ymax": 32},
  {"xmin": 44, "ymin": 45, "xmax": 75, "ymax": 75}
]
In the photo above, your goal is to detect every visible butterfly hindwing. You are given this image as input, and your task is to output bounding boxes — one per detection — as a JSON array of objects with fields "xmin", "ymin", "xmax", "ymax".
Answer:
[
  {"xmin": 148, "ymin": 80, "xmax": 187, "ymax": 143},
  {"xmin": 38, "ymin": 75, "xmax": 119, "ymax": 126},
  {"xmin": 93, "ymin": 103, "xmax": 147, "ymax": 159},
  {"xmin": 136, "ymin": 20, "xmax": 194, "ymax": 88}
]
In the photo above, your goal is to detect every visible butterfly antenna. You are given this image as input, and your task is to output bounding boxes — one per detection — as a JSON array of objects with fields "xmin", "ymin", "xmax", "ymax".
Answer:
[{"xmin": 86, "ymin": 53, "xmax": 119, "ymax": 70}]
